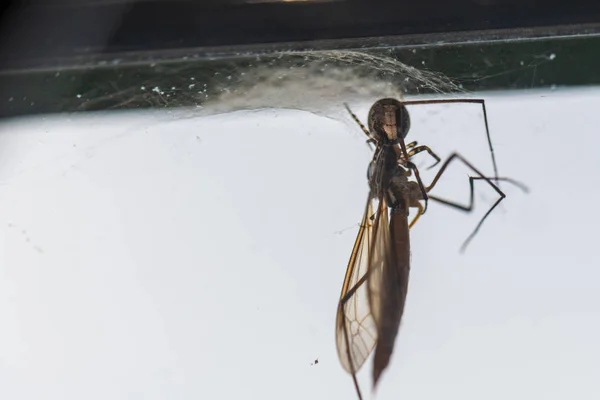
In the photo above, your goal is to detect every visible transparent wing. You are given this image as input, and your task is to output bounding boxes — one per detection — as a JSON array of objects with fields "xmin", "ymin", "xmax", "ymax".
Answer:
[{"xmin": 335, "ymin": 196, "xmax": 389, "ymax": 374}]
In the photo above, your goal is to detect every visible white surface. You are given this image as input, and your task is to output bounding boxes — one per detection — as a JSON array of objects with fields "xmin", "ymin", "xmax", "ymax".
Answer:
[{"xmin": 0, "ymin": 88, "xmax": 599, "ymax": 399}]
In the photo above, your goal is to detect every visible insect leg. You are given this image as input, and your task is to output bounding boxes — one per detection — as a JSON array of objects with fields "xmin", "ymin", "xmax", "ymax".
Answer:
[
  {"xmin": 405, "ymin": 140, "xmax": 418, "ymax": 149},
  {"xmin": 408, "ymin": 202, "xmax": 424, "ymax": 229},
  {"xmin": 406, "ymin": 145, "xmax": 442, "ymax": 169},
  {"xmin": 401, "ymin": 98, "xmax": 498, "ymax": 181},
  {"xmin": 404, "ymin": 160, "xmax": 429, "ymax": 214},
  {"xmin": 344, "ymin": 103, "xmax": 378, "ymax": 151},
  {"xmin": 424, "ymin": 153, "xmax": 525, "ymax": 251},
  {"xmin": 344, "ymin": 103, "xmax": 372, "ymax": 138}
]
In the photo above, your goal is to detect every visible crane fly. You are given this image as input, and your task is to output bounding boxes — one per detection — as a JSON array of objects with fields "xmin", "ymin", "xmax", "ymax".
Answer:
[{"xmin": 335, "ymin": 98, "xmax": 527, "ymax": 400}]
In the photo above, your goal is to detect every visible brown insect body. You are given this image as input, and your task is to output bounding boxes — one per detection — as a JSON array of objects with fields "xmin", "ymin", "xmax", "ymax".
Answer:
[
  {"xmin": 372, "ymin": 163, "xmax": 423, "ymax": 387},
  {"xmin": 366, "ymin": 100, "xmax": 424, "ymax": 387}
]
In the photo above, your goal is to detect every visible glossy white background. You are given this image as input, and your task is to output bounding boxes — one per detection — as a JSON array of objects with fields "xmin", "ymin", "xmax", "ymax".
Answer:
[{"xmin": 1, "ymin": 88, "xmax": 599, "ymax": 400}]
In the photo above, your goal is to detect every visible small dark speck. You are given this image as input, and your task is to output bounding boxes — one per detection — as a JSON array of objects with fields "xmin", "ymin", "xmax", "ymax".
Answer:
[{"xmin": 311, "ymin": 358, "xmax": 319, "ymax": 366}]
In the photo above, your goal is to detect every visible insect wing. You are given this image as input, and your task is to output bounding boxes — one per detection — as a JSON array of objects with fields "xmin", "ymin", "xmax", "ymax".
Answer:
[{"xmin": 335, "ymin": 198, "xmax": 379, "ymax": 374}]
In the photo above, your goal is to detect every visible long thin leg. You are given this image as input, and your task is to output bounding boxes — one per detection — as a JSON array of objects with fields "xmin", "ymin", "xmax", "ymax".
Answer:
[
  {"xmin": 408, "ymin": 202, "xmax": 424, "ymax": 228},
  {"xmin": 406, "ymin": 141, "xmax": 418, "ymax": 149},
  {"xmin": 400, "ymin": 98, "xmax": 499, "ymax": 182},
  {"xmin": 429, "ymin": 176, "xmax": 528, "ymax": 212},
  {"xmin": 351, "ymin": 372, "xmax": 363, "ymax": 400},
  {"xmin": 344, "ymin": 103, "xmax": 371, "ymax": 138},
  {"xmin": 424, "ymin": 153, "xmax": 518, "ymax": 252},
  {"xmin": 407, "ymin": 145, "xmax": 441, "ymax": 169},
  {"xmin": 344, "ymin": 103, "xmax": 378, "ymax": 151}
]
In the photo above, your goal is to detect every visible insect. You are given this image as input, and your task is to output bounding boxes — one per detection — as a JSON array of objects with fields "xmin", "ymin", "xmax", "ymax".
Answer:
[{"xmin": 335, "ymin": 98, "xmax": 526, "ymax": 399}]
